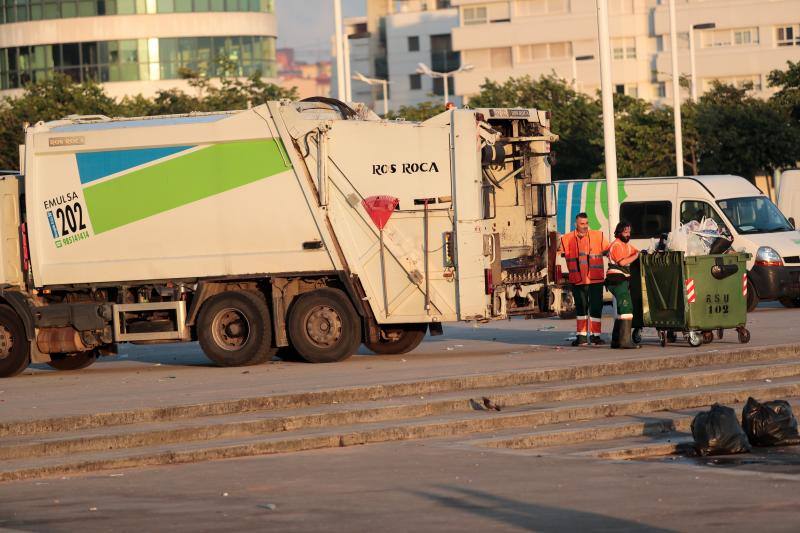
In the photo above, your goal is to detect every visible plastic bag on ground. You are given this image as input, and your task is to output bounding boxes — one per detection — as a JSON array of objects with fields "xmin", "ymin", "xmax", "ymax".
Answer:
[
  {"xmin": 691, "ymin": 404, "xmax": 752, "ymax": 456},
  {"xmin": 741, "ymin": 397, "xmax": 800, "ymax": 446}
]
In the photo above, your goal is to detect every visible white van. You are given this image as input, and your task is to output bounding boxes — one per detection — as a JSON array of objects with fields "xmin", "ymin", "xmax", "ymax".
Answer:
[
  {"xmin": 555, "ymin": 175, "xmax": 800, "ymax": 310},
  {"xmin": 778, "ymin": 169, "xmax": 800, "ymax": 229}
]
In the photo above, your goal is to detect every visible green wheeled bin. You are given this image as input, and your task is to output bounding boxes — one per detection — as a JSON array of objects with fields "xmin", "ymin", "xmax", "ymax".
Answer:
[{"xmin": 636, "ymin": 251, "xmax": 750, "ymax": 347}]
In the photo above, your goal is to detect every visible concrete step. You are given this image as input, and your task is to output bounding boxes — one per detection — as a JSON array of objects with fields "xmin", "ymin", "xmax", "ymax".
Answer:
[
  {"xmin": 2, "ymin": 377, "xmax": 800, "ymax": 482},
  {"xmin": 3, "ymin": 343, "xmax": 795, "ymax": 438},
  {"xmin": 1, "ymin": 359, "xmax": 798, "ymax": 461}
]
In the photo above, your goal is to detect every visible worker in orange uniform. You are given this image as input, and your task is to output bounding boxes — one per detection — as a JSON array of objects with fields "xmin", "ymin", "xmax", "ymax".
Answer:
[
  {"xmin": 606, "ymin": 221, "xmax": 641, "ymax": 349},
  {"xmin": 559, "ymin": 212, "xmax": 609, "ymax": 346}
]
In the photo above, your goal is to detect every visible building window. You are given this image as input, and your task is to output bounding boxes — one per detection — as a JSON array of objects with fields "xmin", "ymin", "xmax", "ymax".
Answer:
[
  {"xmin": 408, "ymin": 36, "xmax": 420, "ymax": 52},
  {"xmin": 462, "ymin": 48, "xmax": 491, "ymax": 69},
  {"xmin": 515, "ymin": 0, "xmax": 567, "ymax": 16},
  {"xmin": 702, "ymin": 75, "xmax": 762, "ymax": 92},
  {"xmin": 612, "ymin": 37, "xmax": 636, "ymax": 59},
  {"xmin": 490, "ymin": 47, "xmax": 513, "ymax": 68},
  {"xmin": 702, "ymin": 27, "xmax": 759, "ymax": 48},
  {"xmin": 615, "ymin": 84, "xmax": 624, "ymax": 94},
  {"xmin": 430, "ymin": 34, "xmax": 459, "ymax": 72},
  {"xmin": 462, "ymin": 5, "xmax": 487, "ymax": 25},
  {"xmin": 777, "ymin": 25, "xmax": 800, "ymax": 46},
  {"xmin": 409, "ymin": 73, "xmax": 421, "ymax": 90},
  {"xmin": 517, "ymin": 41, "xmax": 571, "ymax": 62},
  {"xmin": 0, "ymin": 35, "xmax": 277, "ymax": 89},
  {"xmin": 657, "ymin": 82, "xmax": 666, "ymax": 98},
  {"xmin": 0, "ymin": 0, "xmax": 274, "ymax": 22}
]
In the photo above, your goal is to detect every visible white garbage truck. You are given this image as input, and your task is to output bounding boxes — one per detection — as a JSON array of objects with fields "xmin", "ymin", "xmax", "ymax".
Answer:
[{"xmin": 0, "ymin": 98, "xmax": 563, "ymax": 376}]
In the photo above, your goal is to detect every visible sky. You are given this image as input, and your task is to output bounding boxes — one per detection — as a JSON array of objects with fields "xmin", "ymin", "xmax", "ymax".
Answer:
[{"xmin": 276, "ymin": 0, "xmax": 366, "ymax": 63}]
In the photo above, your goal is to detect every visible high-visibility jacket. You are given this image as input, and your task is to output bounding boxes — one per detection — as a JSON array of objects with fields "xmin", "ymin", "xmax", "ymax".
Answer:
[
  {"xmin": 561, "ymin": 229, "xmax": 608, "ymax": 285},
  {"xmin": 607, "ymin": 239, "xmax": 639, "ymax": 278}
]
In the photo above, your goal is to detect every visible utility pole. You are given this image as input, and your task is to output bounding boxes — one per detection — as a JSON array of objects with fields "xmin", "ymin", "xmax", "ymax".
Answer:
[
  {"xmin": 333, "ymin": 0, "xmax": 345, "ymax": 100},
  {"xmin": 595, "ymin": 0, "xmax": 619, "ymax": 231},
  {"xmin": 668, "ymin": 0, "xmax": 685, "ymax": 176}
]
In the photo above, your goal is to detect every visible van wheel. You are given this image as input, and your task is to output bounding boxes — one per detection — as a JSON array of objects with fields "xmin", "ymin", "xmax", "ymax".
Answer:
[
  {"xmin": 779, "ymin": 297, "xmax": 800, "ymax": 308},
  {"xmin": 364, "ymin": 324, "xmax": 427, "ymax": 355},
  {"xmin": 0, "ymin": 305, "xmax": 30, "ymax": 378},
  {"xmin": 287, "ymin": 288, "xmax": 360, "ymax": 363},
  {"xmin": 197, "ymin": 291, "xmax": 275, "ymax": 367},
  {"xmin": 746, "ymin": 279, "xmax": 759, "ymax": 312},
  {"xmin": 47, "ymin": 350, "xmax": 97, "ymax": 371}
]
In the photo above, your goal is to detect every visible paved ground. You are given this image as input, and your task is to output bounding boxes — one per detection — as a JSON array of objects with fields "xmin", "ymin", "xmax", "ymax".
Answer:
[
  {"xmin": 0, "ymin": 302, "xmax": 792, "ymax": 425},
  {"xmin": 1, "ymin": 438, "xmax": 799, "ymax": 532},
  {"xmin": 0, "ymin": 303, "xmax": 797, "ymax": 531}
]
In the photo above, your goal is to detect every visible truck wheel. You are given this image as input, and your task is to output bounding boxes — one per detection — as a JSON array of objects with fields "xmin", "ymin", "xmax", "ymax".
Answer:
[
  {"xmin": 287, "ymin": 288, "xmax": 360, "ymax": 363},
  {"xmin": 746, "ymin": 279, "xmax": 759, "ymax": 312},
  {"xmin": 0, "ymin": 305, "xmax": 30, "ymax": 378},
  {"xmin": 779, "ymin": 297, "xmax": 800, "ymax": 308},
  {"xmin": 47, "ymin": 350, "xmax": 97, "ymax": 371},
  {"xmin": 364, "ymin": 324, "xmax": 427, "ymax": 355},
  {"xmin": 197, "ymin": 291, "xmax": 274, "ymax": 367}
]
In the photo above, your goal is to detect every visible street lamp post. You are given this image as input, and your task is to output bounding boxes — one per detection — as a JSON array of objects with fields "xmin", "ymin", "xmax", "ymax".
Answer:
[
  {"xmin": 689, "ymin": 22, "xmax": 716, "ymax": 102},
  {"xmin": 416, "ymin": 63, "xmax": 474, "ymax": 108},
  {"xmin": 353, "ymin": 72, "xmax": 389, "ymax": 116},
  {"xmin": 668, "ymin": 0, "xmax": 684, "ymax": 177},
  {"xmin": 333, "ymin": 0, "xmax": 345, "ymax": 100},
  {"xmin": 571, "ymin": 54, "xmax": 594, "ymax": 91},
  {"xmin": 343, "ymin": 34, "xmax": 352, "ymax": 102},
  {"xmin": 594, "ymin": 0, "xmax": 620, "ymax": 231}
]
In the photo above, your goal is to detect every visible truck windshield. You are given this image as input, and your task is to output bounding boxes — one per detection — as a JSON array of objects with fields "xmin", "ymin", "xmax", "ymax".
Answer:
[{"xmin": 717, "ymin": 196, "xmax": 794, "ymax": 235}]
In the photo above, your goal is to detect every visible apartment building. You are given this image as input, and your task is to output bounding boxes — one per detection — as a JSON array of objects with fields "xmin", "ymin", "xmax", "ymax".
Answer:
[
  {"xmin": 336, "ymin": 0, "xmax": 460, "ymax": 111},
  {"xmin": 451, "ymin": 0, "xmax": 800, "ymax": 104},
  {"xmin": 0, "ymin": 0, "xmax": 278, "ymax": 98}
]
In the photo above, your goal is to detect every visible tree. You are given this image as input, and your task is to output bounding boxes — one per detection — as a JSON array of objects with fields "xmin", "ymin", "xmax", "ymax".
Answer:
[
  {"xmin": 0, "ymin": 62, "xmax": 298, "ymax": 169},
  {"xmin": 0, "ymin": 74, "xmax": 123, "ymax": 169},
  {"xmin": 692, "ymin": 81, "xmax": 798, "ymax": 180},
  {"xmin": 468, "ymin": 75, "xmax": 603, "ymax": 180},
  {"xmin": 607, "ymin": 94, "xmax": 676, "ymax": 178},
  {"xmin": 386, "ymin": 101, "xmax": 443, "ymax": 122}
]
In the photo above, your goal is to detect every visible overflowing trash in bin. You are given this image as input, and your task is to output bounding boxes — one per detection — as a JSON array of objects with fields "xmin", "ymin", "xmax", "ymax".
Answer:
[{"xmin": 631, "ymin": 250, "xmax": 751, "ymax": 347}]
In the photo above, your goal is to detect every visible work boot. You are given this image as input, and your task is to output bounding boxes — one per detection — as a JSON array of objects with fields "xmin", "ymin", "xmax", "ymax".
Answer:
[
  {"xmin": 618, "ymin": 320, "xmax": 641, "ymax": 349},
  {"xmin": 571, "ymin": 334, "xmax": 589, "ymax": 347},
  {"xmin": 610, "ymin": 320, "xmax": 621, "ymax": 349},
  {"xmin": 590, "ymin": 335, "xmax": 605, "ymax": 346}
]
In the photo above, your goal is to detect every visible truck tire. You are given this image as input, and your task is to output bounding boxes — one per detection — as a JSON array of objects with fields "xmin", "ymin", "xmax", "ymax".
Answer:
[
  {"xmin": 0, "ymin": 305, "xmax": 30, "ymax": 378},
  {"xmin": 197, "ymin": 290, "xmax": 274, "ymax": 367},
  {"xmin": 364, "ymin": 324, "xmax": 427, "ymax": 355},
  {"xmin": 47, "ymin": 350, "xmax": 97, "ymax": 371},
  {"xmin": 779, "ymin": 297, "xmax": 800, "ymax": 308},
  {"xmin": 746, "ymin": 279, "xmax": 759, "ymax": 312},
  {"xmin": 287, "ymin": 288, "xmax": 360, "ymax": 363}
]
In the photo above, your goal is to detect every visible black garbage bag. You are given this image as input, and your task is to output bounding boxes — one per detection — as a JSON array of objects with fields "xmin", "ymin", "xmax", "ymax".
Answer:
[
  {"xmin": 691, "ymin": 404, "xmax": 752, "ymax": 456},
  {"xmin": 741, "ymin": 397, "xmax": 800, "ymax": 446}
]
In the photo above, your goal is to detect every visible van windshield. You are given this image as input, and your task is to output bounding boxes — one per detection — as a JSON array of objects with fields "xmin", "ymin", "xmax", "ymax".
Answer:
[{"xmin": 717, "ymin": 196, "xmax": 793, "ymax": 235}]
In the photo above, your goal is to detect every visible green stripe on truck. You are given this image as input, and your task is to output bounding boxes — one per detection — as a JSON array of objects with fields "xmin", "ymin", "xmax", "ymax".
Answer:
[{"xmin": 83, "ymin": 139, "xmax": 290, "ymax": 234}]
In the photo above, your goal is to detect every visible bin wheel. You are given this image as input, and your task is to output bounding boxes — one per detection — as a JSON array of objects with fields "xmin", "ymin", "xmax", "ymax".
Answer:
[
  {"xmin": 658, "ymin": 330, "xmax": 667, "ymax": 347},
  {"xmin": 666, "ymin": 330, "xmax": 678, "ymax": 344},
  {"xmin": 737, "ymin": 327, "xmax": 751, "ymax": 344},
  {"xmin": 702, "ymin": 331, "xmax": 714, "ymax": 344},
  {"xmin": 716, "ymin": 328, "xmax": 724, "ymax": 340},
  {"xmin": 687, "ymin": 331, "xmax": 703, "ymax": 347},
  {"xmin": 632, "ymin": 328, "xmax": 642, "ymax": 345}
]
